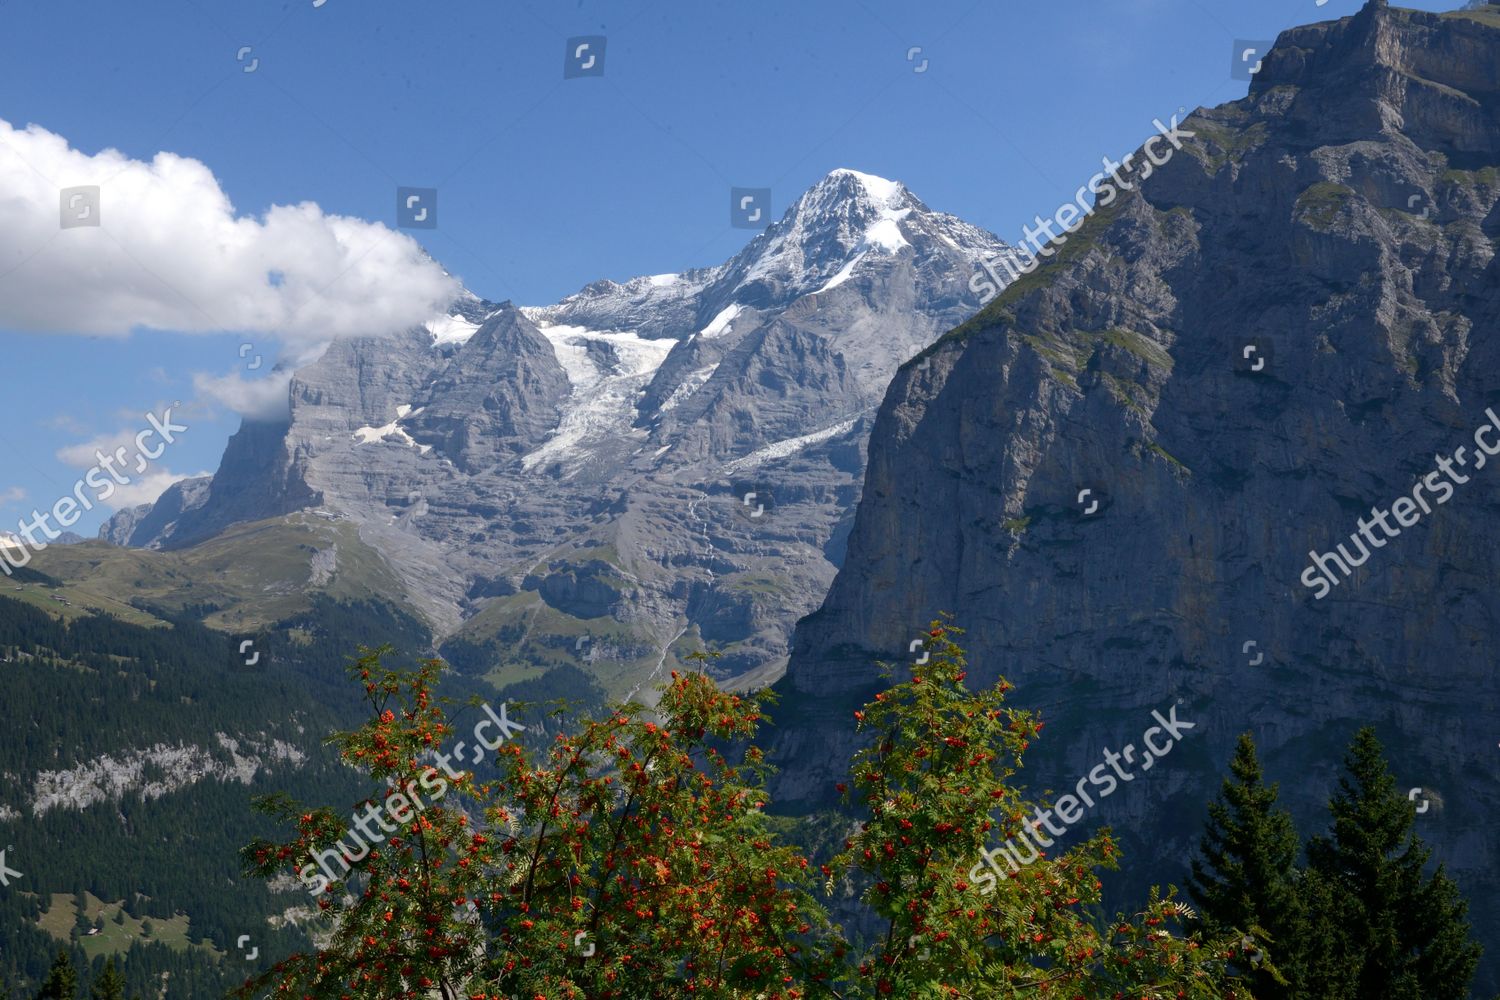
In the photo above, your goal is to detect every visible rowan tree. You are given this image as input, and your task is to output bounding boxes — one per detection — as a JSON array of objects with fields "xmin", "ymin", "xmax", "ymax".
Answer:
[
  {"xmin": 828, "ymin": 619, "xmax": 1250, "ymax": 998},
  {"xmin": 239, "ymin": 646, "xmax": 834, "ymax": 1000},
  {"xmin": 240, "ymin": 650, "xmax": 490, "ymax": 999},
  {"xmin": 239, "ymin": 630, "xmax": 1253, "ymax": 999}
]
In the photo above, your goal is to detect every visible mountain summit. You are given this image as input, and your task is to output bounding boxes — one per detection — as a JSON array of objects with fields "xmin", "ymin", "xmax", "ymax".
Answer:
[
  {"xmin": 104, "ymin": 170, "xmax": 1016, "ymax": 692},
  {"xmin": 710, "ymin": 168, "xmax": 1000, "ymax": 308}
]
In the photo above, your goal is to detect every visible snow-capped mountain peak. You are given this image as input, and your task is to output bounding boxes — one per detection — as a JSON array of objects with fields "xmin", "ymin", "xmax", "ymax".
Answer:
[
  {"xmin": 794, "ymin": 168, "xmax": 911, "ymax": 223},
  {"xmin": 826, "ymin": 167, "xmax": 903, "ymax": 203},
  {"xmin": 109, "ymin": 168, "xmax": 1015, "ymax": 688},
  {"xmin": 711, "ymin": 168, "xmax": 1000, "ymax": 307},
  {"xmin": 747, "ymin": 169, "xmax": 917, "ymax": 270},
  {"xmin": 429, "ymin": 170, "xmax": 1010, "ymax": 356}
]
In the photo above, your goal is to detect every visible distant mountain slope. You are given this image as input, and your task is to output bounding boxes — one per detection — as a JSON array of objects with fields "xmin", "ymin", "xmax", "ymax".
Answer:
[
  {"xmin": 103, "ymin": 170, "xmax": 1017, "ymax": 697},
  {"xmin": 0, "ymin": 593, "xmax": 434, "ymax": 999},
  {"xmin": 772, "ymin": 3, "xmax": 1500, "ymax": 991},
  {"xmin": 29, "ymin": 513, "xmax": 411, "ymax": 634}
]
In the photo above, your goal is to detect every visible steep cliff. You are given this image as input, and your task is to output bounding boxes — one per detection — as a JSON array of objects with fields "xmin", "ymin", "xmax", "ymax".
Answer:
[{"xmin": 774, "ymin": 3, "xmax": 1500, "ymax": 985}]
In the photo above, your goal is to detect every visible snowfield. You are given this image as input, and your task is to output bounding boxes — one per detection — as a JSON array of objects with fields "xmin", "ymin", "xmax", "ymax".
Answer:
[{"xmin": 523, "ymin": 324, "xmax": 677, "ymax": 472}]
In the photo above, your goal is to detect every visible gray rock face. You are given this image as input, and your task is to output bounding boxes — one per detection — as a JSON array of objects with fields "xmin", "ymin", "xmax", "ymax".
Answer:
[
  {"xmin": 406, "ymin": 309, "xmax": 572, "ymax": 471},
  {"xmin": 773, "ymin": 3, "xmax": 1500, "ymax": 985},
  {"xmin": 101, "ymin": 475, "xmax": 216, "ymax": 548},
  {"xmin": 98, "ymin": 503, "xmax": 153, "ymax": 547},
  {"xmin": 105, "ymin": 169, "xmax": 1016, "ymax": 689}
]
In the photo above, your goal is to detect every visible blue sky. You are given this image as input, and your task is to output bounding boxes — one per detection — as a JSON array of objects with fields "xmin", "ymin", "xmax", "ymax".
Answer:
[{"xmin": 0, "ymin": 0, "xmax": 1457, "ymax": 536}]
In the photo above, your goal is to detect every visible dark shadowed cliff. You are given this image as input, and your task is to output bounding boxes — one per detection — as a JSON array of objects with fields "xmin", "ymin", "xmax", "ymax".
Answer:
[{"xmin": 772, "ymin": 3, "xmax": 1500, "ymax": 989}]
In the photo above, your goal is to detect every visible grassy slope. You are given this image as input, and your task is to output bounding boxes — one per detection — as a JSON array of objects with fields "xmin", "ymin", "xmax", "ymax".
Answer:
[
  {"xmin": 34, "ymin": 892, "xmax": 219, "ymax": 963},
  {"xmin": 1443, "ymin": 8, "xmax": 1500, "ymax": 28},
  {"xmin": 22, "ymin": 513, "xmax": 416, "ymax": 633}
]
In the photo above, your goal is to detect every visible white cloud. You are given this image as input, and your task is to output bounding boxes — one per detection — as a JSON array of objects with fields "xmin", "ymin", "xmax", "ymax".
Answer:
[
  {"xmin": 0, "ymin": 487, "xmax": 26, "ymax": 504},
  {"xmin": 53, "ymin": 421, "xmax": 207, "ymax": 511},
  {"xmin": 108, "ymin": 470, "xmax": 211, "ymax": 510},
  {"xmin": 0, "ymin": 117, "xmax": 461, "ymax": 345},
  {"xmin": 192, "ymin": 370, "xmax": 294, "ymax": 422},
  {"xmin": 55, "ymin": 430, "xmax": 138, "ymax": 470}
]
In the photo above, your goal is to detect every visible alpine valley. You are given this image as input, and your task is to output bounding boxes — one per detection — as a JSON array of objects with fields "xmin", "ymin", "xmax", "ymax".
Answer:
[
  {"xmin": 3, "ymin": 167, "xmax": 1016, "ymax": 995},
  {"xmin": 9, "ymin": 2, "xmax": 1500, "ymax": 995}
]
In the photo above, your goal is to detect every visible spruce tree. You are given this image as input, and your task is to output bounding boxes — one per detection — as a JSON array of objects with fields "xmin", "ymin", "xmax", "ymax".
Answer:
[
  {"xmin": 1304, "ymin": 727, "xmax": 1481, "ymax": 1000},
  {"xmin": 1187, "ymin": 732, "xmax": 1307, "ymax": 998},
  {"xmin": 1297, "ymin": 864, "xmax": 1359, "ymax": 1000},
  {"xmin": 35, "ymin": 949, "xmax": 77, "ymax": 1000},
  {"xmin": 86, "ymin": 961, "xmax": 124, "ymax": 1000}
]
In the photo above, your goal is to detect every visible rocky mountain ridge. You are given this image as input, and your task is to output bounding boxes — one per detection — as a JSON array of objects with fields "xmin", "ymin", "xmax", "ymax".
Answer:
[{"xmin": 104, "ymin": 169, "xmax": 1018, "ymax": 695}]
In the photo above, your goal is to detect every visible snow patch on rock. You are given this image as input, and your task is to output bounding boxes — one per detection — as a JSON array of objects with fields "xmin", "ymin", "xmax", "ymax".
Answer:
[
  {"xmin": 353, "ymin": 406, "xmax": 432, "ymax": 455},
  {"xmin": 724, "ymin": 418, "xmax": 861, "ymax": 474},
  {"xmin": 658, "ymin": 364, "xmax": 720, "ymax": 415},
  {"xmin": 697, "ymin": 305, "xmax": 742, "ymax": 340},
  {"xmin": 426, "ymin": 313, "xmax": 482, "ymax": 346}
]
